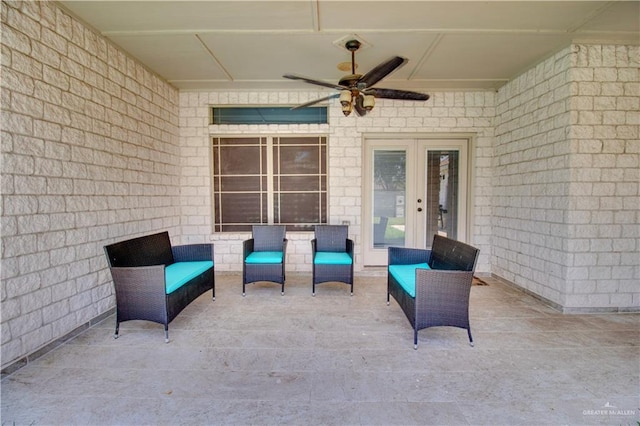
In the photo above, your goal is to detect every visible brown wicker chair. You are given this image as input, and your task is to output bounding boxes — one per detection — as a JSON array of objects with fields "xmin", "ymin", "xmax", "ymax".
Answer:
[
  {"xmin": 243, "ymin": 225, "xmax": 287, "ymax": 296},
  {"xmin": 311, "ymin": 225, "xmax": 354, "ymax": 295},
  {"xmin": 387, "ymin": 235, "xmax": 479, "ymax": 349}
]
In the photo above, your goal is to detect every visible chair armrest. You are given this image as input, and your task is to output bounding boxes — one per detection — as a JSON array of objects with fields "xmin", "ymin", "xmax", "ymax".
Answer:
[
  {"xmin": 110, "ymin": 265, "xmax": 167, "ymax": 297},
  {"xmin": 346, "ymin": 239, "xmax": 354, "ymax": 256},
  {"xmin": 283, "ymin": 239, "xmax": 288, "ymax": 254},
  {"xmin": 172, "ymin": 244, "xmax": 214, "ymax": 262},
  {"xmin": 388, "ymin": 247, "xmax": 432, "ymax": 266},
  {"xmin": 243, "ymin": 238, "xmax": 255, "ymax": 259},
  {"xmin": 415, "ymin": 268, "xmax": 473, "ymax": 299}
]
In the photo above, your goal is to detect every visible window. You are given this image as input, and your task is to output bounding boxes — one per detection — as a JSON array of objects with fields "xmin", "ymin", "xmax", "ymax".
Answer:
[
  {"xmin": 212, "ymin": 107, "xmax": 328, "ymax": 125},
  {"xmin": 212, "ymin": 136, "xmax": 327, "ymax": 232}
]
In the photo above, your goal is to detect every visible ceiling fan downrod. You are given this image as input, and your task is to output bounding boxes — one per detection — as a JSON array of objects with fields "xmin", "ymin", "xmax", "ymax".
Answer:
[{"xmin": 345, "ymin": 40, "xmax": 361, "ymax": 75}]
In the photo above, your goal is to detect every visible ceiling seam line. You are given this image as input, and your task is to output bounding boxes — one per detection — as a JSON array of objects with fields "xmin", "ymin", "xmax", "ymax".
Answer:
[
  {"xmin": 100, "ymin": 28, "xmax": 596, "ymax": 37},
  {"xmin": 409, "ymin": 33, "xmax": 444, "ymax": 81},
  {"xmin": 167, "ymin": 78, "xmax": 510, "ymax": 83},
  {"xmin": 195, "ymin": 34, "xmax": 233, "ymax": 82},
  {"xmin": 311, "ymin": 0, "xmax": 320, "ymax": 32},
  {"xmin": 566, "ymin": 1, "xmax": 617, "ymax": 33}
]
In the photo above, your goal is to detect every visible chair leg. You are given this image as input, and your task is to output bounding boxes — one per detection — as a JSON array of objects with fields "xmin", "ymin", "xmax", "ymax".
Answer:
[
  {"xmin": 242, "ymin": 282, "xmax": 246, "ymax": 297},
  {"xmin": 281, "ymin": 282, "xmax": 285, "ymax": 296},
  {"xmin": 414, "ymin": 329, "xmax": 418, "ymax": 350},
  {"xmin": 350, "ymin": 282, "xmax": 353, "ymax": 296},
  {"xmin": 114, "ymin": 321, "xmax": 119, "ymax": 339},
  {"xmin": 312, "ymin": 281, "xmax": 315, "ymax": 296},
  {"xmin": 468, "ymin": 328, "xmax": 474, "ymax": 347},
  {"xmin": 164, "ymin": 326, "xmax": 169, "ymax": 343}
]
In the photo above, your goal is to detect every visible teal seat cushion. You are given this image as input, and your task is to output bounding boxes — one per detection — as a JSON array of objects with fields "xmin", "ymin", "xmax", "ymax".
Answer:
[
  {"xmin": 388, "ymin": 263, "xmax": 430, "ymax": 298},
  {"xmin": 314, "ymin": 252, "xmax": 352, "ymax": 265},
  {"xmin": 165, "ymin": 261, "xmax": 213, "ymax": 294},
  {"xmin": 245, "ymin": 251, "xmax": 283, "ymax": 264}
]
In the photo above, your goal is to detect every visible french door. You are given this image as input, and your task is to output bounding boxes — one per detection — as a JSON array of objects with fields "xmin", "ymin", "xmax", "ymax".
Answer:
[{"xmin": 363, "ymin": 137, "xmax": 469, "ymax": 265}]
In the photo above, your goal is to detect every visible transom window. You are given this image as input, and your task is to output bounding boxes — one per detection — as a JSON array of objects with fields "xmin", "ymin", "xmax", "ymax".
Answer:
[
  {"xmin": 212, "ymin": 107, "xmax": 327, "ymax": 125},
  {"xmin": 212, "ymin": 135, "xmax": 327, "ymax": 232}
]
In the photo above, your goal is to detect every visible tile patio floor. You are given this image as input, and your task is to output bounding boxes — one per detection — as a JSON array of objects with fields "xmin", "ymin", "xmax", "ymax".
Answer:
[{"xmin": 1, "ymin": 273, "xmax": 639, "ymax": 425}]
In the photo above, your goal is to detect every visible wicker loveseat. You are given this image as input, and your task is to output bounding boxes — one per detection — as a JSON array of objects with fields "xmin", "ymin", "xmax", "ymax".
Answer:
[
  {"xmin": 104, "ymin": 231, "xmax": 215, "ymax": 342},
  {"xmin": 387, "ymin": 235, "xmax": 479, "ymax": 349}
]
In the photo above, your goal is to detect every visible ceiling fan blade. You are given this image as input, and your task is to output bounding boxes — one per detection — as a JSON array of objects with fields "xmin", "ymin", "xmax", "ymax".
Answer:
[
  {"xmin": 365, "ymin": 88, "xmax": 430, "ymax": 101},
  {"xmin": 358, "ymin": 56, "xmax": 407, "ymax": 88},
  {"xmin": 283, "ymin": 74, "xmax": 345, "ymax": 91},
  {"xmin": 290, "ymin": 93, "xmax": 339, "ymax": 110},
  {"xmin": 353, "ymin": 94, "xmax": 367, "ymax": 116}
]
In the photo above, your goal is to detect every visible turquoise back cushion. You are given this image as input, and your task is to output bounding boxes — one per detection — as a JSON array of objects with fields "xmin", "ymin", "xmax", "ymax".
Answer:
[
  {"xmin": 388, "ymin": 263, "xmax": 430, "ymax": 298},
  {"xmin": 245, "ymin": 251, "xmax": 283, "ymax": 264},
  {"xmin": 314, "ymin": 252, "xmax": 352, "ymax": 265},
  {"xmin": 165, "ymin": 261, "xmax": 213, "ymax": 294}
]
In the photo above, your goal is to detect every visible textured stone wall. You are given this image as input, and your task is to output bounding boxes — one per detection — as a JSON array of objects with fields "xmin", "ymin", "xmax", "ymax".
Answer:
[
  {"xmin": 494, "ymin": 44, "xmax": 639, "ymax": 311},
  {"xmin": 1, "ymin": 1, "xmax": 180, "ymax": 369},
  {"xmin": 179, "ymin": 91, "xmax": 496, "ymax": 275},
  {"xmin": 565, "ymin": 45, "xmax": 639, "ymax": 310},
  {"xmin": 493, "ymin": 46, "xmax": 574, "ymax": 305}
]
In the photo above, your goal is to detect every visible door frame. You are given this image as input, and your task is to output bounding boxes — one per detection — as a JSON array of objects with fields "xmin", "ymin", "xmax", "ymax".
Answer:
[{"xmin": 362, "ymin": 133, "xmax": 476, "ymax": 266}]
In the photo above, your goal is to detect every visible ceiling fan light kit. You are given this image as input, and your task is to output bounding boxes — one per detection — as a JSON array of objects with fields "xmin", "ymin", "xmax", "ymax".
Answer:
[
  {"xmin": 283, "ymin": 39, "xmax": 429, "ymax": 117},
  {"xmin": 339, "ymin": 90, "xmax": 352, "ymax": 116},
  {"xmin": 363, "ymin": 95, "xmax": 375, "ymax": 111}
]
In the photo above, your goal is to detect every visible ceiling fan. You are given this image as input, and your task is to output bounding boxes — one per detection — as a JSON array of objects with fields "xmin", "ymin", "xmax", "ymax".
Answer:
[{"xmin": 283, "ymin": 39, "xmax": 430, "ymax": 117}]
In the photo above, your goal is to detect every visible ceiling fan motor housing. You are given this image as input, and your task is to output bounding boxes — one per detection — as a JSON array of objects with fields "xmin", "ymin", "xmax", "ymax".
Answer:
[
  {"xmin": 345, "ymin": 40, "xmax": 361, "ymax": 52},
  {"xmin": 339, "ymin": 74, "xmax": 363, "ymax": 87}
]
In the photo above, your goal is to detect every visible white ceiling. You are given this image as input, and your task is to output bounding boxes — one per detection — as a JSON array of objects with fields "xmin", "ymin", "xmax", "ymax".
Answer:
[{"xmin": 58, "ymin": 1, "xmax": 640, "ymax": 93}]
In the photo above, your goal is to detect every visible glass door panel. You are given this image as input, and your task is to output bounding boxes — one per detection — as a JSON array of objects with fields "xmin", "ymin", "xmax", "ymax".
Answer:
[
  {"xmin": 425, "ymin": 150, "xmax": 459, "ymax": 241},
  {"xmin": 373, "ymin": 150, "xmax": 406, "ymax": 248}
]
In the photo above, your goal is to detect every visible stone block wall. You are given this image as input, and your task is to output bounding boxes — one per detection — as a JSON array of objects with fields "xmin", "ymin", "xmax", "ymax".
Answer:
[
  {"xmin": 494, "ymin": 44, "xmax": 639, "ymax": 311},
  {"xmin": 1, "ymin": 1, "xmax": 180, "ymax": 369},
  {"xmin": 179, "ymin": 91, "xmax": 495, "ymax": 275},
  {"xmin": 494, "ymin": 46, "xmax": 574, "ymax": 304},
  {"xmin": 565, "ymin": 45, "xmax": 639, "ymax": 310}
]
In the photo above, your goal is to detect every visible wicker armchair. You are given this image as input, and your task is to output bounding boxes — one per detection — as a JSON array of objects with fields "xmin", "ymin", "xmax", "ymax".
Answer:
[
  {"xmin": 243, "ymin": 225, "xmax": 288, "ymax": 296},
  {"xmin": 311, "ymin": 225, "xmax": 354, "ymax": 295},
  {"xmin": 387, "ymin": 235, "xmax": 479, "ymax": 348}
]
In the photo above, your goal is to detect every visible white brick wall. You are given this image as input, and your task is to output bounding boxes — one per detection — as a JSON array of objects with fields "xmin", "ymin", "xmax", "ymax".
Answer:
[
  {"xmin": 178, "ymin": 91, "xmax": 495, "ymax": 275},
  {"xmin": 493, "ymin": 46, "xmax": 573, "ymax": 304},
  {"xmin": 566, "ymin": 44, "xmax": 640, "ymax": 310},
  {"xmin": 1, "ymin": 1, "xmax": 180, "ymax": 369},
  {"xmin": 494, "ymin": 44, "xmax": 639, "ymax": 311}
]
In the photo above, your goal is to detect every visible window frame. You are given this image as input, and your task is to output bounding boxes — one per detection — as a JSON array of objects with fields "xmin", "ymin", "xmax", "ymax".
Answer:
[{"xmin": 210, "ymin": 134, "xmax": 328, "ymax": 232}]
